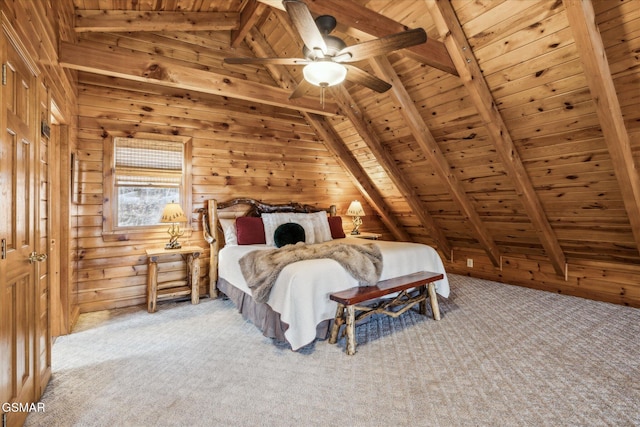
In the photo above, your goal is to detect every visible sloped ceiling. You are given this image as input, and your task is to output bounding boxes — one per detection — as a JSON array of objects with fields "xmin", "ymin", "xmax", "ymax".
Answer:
[{"xmin": 66, "ymin": 0, "xmax": 640, "ymax": 269}]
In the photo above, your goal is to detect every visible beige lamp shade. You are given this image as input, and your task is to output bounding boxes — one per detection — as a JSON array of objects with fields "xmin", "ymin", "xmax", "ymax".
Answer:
[
  {"xmin": 160, "ymin": 202, "xmax": 188, "ymax": 223},
  {"xmin": 346, "ymin": 200, "xmax": 365, "ymax": 217}
]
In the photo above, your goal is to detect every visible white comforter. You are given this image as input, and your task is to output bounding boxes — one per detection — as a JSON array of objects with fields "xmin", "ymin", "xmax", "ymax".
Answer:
[{"xmin": 218, "ymin": 237, "xmax": 449, "ymax": 350}]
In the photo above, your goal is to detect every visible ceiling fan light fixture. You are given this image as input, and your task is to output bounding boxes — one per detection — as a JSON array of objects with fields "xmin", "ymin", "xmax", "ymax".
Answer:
[{"xmin": 303, "ymin": 60, "xmax": 347, "ymax": 87}]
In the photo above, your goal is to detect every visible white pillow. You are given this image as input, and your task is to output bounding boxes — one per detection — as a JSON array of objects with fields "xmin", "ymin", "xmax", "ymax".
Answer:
[
  {"xmin": 304, "ymin": 211, "xmax": 333, "ymax": 243},
  {"xmin": 261, "ymin": 212, "xmax": 292, "ymax": 246},
  {"xmin": 262, "ymin": 212, "xmax": 327, "ymax": 246},
  {"xmin": 291, "ymin": 216, "xmax": 316, "ymax": 244},
  {"xmin": 219, "ymin": 218, "xmax": 237, "ymax": 246}
]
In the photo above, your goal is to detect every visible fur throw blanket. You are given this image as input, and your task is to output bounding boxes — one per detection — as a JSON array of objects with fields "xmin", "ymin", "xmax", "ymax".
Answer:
[{"xmin": 239, "ymin": 242, "xmax": 383, "ymax": 303}]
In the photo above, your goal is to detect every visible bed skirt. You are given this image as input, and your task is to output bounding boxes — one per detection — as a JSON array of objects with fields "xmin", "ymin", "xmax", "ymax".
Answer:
[{"xmin": 217, "ymin": 277, "xmax": 331, "ymax": 346}]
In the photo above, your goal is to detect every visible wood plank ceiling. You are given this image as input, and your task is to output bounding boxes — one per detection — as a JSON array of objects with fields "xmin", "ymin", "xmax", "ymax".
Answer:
[{"xmin": 67, "ymin": 0, "xmax": 640, "ymax": 270}]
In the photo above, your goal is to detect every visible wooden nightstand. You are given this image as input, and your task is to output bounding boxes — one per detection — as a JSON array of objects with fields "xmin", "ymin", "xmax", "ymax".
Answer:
[
  {"xmin": 347, "ymin": 232, "xmax": 382, "ymax": 240},
  {"xmin": 145, "ymin": 245, "xmax": 203, "ymax": 313}
]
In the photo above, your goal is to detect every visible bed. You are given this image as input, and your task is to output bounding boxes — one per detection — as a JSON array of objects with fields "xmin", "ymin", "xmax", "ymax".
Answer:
[{"xmin": 201, "ymin": 198, "xmax": 450, "ymax": 351}]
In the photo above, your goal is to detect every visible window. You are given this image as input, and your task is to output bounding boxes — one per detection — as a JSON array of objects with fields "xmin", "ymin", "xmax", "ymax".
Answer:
[
  {"xmin": 114, "ymin": 138, "xmax": 182, "ymax": 227},
  {"xmin": 103, "ymin": 135, "xmax": 192, "ymax": 241}
]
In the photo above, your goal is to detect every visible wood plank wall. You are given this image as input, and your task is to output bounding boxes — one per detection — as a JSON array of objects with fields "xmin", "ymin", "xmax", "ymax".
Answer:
[
  {"xmin": 72, "ymin": 2, "xmax": 639, "ymax": 311},
  {"xmin": 8, "ymin": 0, "xmax": 638, "ymax": 318},
  {"xmin": 323, "ymin": 1, "xmax": 640, "ymax": 307},
  {"xmin": 439, "ymin": 0, "xmax": 640, "ymax": 307},
  {"xmin": 74, "ymin": 72, "xmax": 386, "ymax": 312}
]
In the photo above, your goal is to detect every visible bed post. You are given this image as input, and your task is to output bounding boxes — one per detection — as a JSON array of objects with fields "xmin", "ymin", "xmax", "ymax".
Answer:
[{"xmin": 207, "ymin": 199, "xmax": 219, "ymax": 298}]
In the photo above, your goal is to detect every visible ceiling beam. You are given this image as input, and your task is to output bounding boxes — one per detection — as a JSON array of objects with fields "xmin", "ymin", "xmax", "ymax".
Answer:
[
  {"xmin": 74, "ymin": 10, "xmax": 240, "ymax": 32},
  {"xmin": 245, "ymin": 27, "xmax": 412, "ymax": 241},
  {"xmin": 370, "ymin": 56, "xmax": 502, "ymax": 267},
  {"xmin": 58, "ymin": 41, "xmax": 339, "ymax": 116},
  {"xmin": 257, "ymin": 0, "xmax": 457, "ymax": 75},
  {"xmin": 244, "ymin": 27, "xmax": 303, "ymax": 92},
  {"xmin": 231, "ymin": 0, "xmax": 268, "ymax": 48},
  {"xmin": 305, "ymin": 114, "xmax": 413, "ymax": 242},
  {"xmin": 331, "ymin": 85, "xmax": 453, "ymax": 258},
  {"xmin": 425, "ymin": 0, "xmax": 567, "ymax": 276},
  {"xmin": 563, "ymin": 0, "xmax": 640, "ymax": 257}
]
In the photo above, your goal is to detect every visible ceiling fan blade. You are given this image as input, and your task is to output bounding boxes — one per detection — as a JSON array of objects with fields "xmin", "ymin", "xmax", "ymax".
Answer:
[
  {"xmin": 224, "ymin": 57, "xmax": 308, "ymax": 65},
  {"xmin": 289, "ymin": 79, "xmax": 314, "ymax": 99},
  {"xmin": 336, "ymin": 28, "xmax": 427, "ymax": 63},
  {"xmin": 283, "ymin": 0, "xmax": 327, "ymax": 57},
  {"xmin": 344, "ymin": 64, "xmax": 392, "ymax": 93}
]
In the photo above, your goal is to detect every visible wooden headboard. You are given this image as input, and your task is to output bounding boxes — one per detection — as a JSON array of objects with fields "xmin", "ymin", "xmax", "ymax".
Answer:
[{"xmin": 200, "ymin": 198, "xmax": 337, "ymax": 297}]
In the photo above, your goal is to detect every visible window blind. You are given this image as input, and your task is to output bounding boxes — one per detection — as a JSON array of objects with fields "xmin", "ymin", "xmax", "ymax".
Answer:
[{"xmin": 114, "ymin": 137, "xmax": 183, "ymax": 187}]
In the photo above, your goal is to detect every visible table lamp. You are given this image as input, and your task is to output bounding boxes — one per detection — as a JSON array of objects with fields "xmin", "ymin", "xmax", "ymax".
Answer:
[
  {"xmin": 346, "ymin": 200, "xmax": 365, "ymax": 235},
  {"xmin": 160, "ymin": 202, "xmax": 188, "ymax": 249}
]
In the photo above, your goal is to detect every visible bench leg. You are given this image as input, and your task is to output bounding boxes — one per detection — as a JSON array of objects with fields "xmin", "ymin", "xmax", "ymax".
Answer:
[
  {"xmin": 345, "ymin": 305, "xmax": 356, "ymax": 355},
  {"xmin": 329, "ymin": 303, "xmax": 345, "ymax": 344},
  {"xmin": 419, "ymin": 285, "xmax": 427, "ymax": 315},
  {"xmin": 428, "ymin": 282, "xmax": 441, "ymax": 321}
]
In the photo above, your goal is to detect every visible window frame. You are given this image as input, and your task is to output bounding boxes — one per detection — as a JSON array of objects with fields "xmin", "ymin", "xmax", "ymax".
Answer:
[{"xmin": 102, "ymin": 133, "xmax": 193, "ymax": 242}]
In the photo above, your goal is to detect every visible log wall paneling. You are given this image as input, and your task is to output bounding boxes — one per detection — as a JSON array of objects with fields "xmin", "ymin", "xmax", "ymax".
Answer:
[
  {"xmin": 5, "ymin": 0, "xmax": 635, "ymax": 317},
  {"xmin": 73, "ymin": 71, "xmax": 386, "ymax": 311}
]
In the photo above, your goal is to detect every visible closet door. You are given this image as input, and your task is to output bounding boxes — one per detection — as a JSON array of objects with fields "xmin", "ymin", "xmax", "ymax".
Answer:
[{"xmin": 0, "ymin": 30, "xmax": 42, "ymax": 427}]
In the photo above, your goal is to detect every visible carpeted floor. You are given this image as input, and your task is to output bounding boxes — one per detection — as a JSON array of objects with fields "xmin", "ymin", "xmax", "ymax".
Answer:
[{"xmin": 26, "ymin": 274, "xmax": 640, "ymax": 426}]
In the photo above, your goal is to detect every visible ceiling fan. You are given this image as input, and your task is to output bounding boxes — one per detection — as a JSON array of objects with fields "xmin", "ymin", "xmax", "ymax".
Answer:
[{"xmin": 224, "ymin": 0, "xmax": 427, "ymax": 101}]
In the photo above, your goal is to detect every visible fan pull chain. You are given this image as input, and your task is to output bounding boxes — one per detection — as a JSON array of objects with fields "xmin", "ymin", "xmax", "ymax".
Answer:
[{"xmin": 320, "ymin": 83, "xmax": 328, "ymax": 109}]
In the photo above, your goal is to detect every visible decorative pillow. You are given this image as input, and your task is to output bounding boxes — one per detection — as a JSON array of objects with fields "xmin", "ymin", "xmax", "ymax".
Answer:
[
  {"xmin": 306, "ymin": 211, "xmax": 333, "ymax": 242},
  {"xmin": 292, "ymin": 216, "xmax": 316, "ymax": 244},
  {"xmin": 328, "ymin": 216, "xmax": 346, "ymax": 239},
  {"xmin": 261, "ymin": 212, "xmax": 292, "ymax": 246},
  {"xmin": 274, "ymin": 222, "xmax": 306, "ymax": 248},
  {"xmin": 236, "ymin": 216, "xmax": 266, "ymax": 245},
  {"xmin": 219, "ymin": 218, "xmax": 238, "ymax": 246}
]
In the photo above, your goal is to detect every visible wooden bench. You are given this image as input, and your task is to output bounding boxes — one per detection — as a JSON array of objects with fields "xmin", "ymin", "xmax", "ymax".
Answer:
[{"xmin": 328, "ymin": 271, "xmax": 443, "ymax": 355}]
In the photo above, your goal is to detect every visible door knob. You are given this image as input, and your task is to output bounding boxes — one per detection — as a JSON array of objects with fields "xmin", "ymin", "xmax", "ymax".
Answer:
[{"xmin": 28, "ymin": 251, "xmax": 48, "ymax": 263}]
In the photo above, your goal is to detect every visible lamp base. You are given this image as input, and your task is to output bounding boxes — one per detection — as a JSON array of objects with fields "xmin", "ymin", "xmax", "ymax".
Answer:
[
  {"xmin": 165, "ymin": 240, "xmax": 182, "ymax": 250},
  {"xmin": 350, "ymin": 215, "xmax": 363, "ymax": 236},
  {"xmin": 165, "ymin": 223, "xmax": 184, "ymax": 249}
]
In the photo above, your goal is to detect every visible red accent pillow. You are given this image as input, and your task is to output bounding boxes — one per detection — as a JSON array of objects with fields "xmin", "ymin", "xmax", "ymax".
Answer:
[
  {"xmin": 236, "ymin": 217, "xmax": 266, "ymax": 245},
  {"xmin": 328, "ymin": 216, "xmax": 346, "ymax": 239}
]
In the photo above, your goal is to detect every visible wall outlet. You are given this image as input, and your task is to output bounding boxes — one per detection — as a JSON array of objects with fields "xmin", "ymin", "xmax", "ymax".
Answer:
[{"xmin": 466, "ymin": 258, "xmax": 474, "ymax": 268}]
